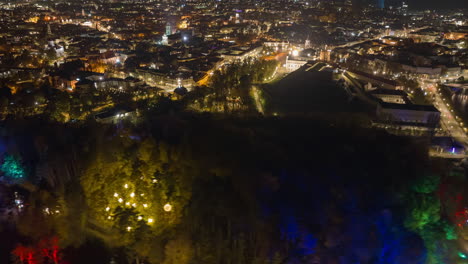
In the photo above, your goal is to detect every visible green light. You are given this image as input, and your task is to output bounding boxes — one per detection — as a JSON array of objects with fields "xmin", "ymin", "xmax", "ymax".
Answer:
[
  {"xmin": 459, "ymin": 252, "xmax": 467, "ymax": 259},
  {"xmin": 0, "ymin": 155, "xmax": 25, "ymax": 179}
]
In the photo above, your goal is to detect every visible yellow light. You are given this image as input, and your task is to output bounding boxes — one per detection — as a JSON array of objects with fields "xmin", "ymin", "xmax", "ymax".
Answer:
[
  {"xmin": 124, "ymin": 184, "xmax": 128, "ymax": 189},
  {"xmin": 130, "ymin": 192, "xmax": 135, "ymax": 198},
  {"xmin": 114, "ymin": 193, "xmax": 119, "ymax": 197},
  {"xmin": 143, "ymin": 204, "xmax": 148, "ymax": 208},
  {"xmin": 118, "ymin": 198, "xmax": 123, "ymax": 203},
  {"xmin": 140, "ymin": 193, "xmax": 144, "ymax": 196},
  {"xmin": 127, "ymin": 226, "xmax": 132, "ymax": 231},
  {"xmin": 125, "ymin": 202, "xmax": 130, "ymax": 206},
  {"xmin": 138, "ymin": 216, "xmax": 143, "ymax": 220},
  {"xmin": 108, "ymin": 216, "xmax": 112, "ymax": 219},
  {"xmin": 163, "ymin": 203, "xmax": 172, "ymax": 212},
  {"xmin": 106, "ymin": 207, "xmax": 110, "ymax": 211},
  {"xmin": 148, "ymin": 218, "xmax": 153, "ymax": 223},
  {"xmin": 152, "ymin": 179, "xmax": 158, "ymax": 183},
  {"xmin": 132, "ymin": 203, "xmax": 137, "ymax": 207}
]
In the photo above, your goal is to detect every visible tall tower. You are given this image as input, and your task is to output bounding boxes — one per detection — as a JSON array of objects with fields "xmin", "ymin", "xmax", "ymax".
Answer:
[
  {"xmin": 304, "ymin": 36, "xmax": 311, "ymax": 49},
  {"xmin": 46, "ymin": 23, "xmax": 52, "ymax": 35},
  {"xmin": 377, "ymin": 0, "xmax": 384, "ymax": 9}
]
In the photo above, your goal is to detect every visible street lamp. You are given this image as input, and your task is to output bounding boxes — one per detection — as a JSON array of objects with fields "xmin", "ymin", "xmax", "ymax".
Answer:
[{"xmin": 164, "ymin": 203, "xmax": 172, "ymax": 212}]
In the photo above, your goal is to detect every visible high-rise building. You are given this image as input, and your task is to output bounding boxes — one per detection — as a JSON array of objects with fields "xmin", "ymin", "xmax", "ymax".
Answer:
[
  {"xmin": 165, "ymin": 22, "xmax": 173, "ymax": 36},
  {"xmin": 401, "ymin": 1, "xmax": 408, "ymax": 14}
]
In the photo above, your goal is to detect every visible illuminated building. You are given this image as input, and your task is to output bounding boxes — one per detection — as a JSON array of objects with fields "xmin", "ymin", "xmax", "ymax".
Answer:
[{"xmin": 165, "ymin": 22, "xmax": 173, "ymax": 36}]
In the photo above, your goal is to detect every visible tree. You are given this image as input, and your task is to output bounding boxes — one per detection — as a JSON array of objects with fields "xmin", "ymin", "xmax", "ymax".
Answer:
[
  {"xmin": 0, "ymin": 154, "xmax": 25, "ymax": 179},
  {"xmin": 46, "ymin": 49, "xmax": 57, "ymax": 62},
  {"xmin": 162, "ymin": 234, "xmax": 194, "ymax": 264}
]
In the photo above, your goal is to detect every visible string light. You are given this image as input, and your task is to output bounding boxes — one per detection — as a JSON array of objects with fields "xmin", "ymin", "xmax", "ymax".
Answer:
[
  {"xmin": 130, "ymin": 193, "xmax": 135, "ymax": 198},
  {"xmin": 124, "ymin": 184, "xmax": 128, "ymax": 189},
  {"xmin": 143, "ymin": 204, "xmax": 148, "ymax": 208},
  {"xmin": 106, "ymin": 207, "xmax": 110, "ymax": 211},
  {"xmin": 148, "ymin": 218, "xmax": 154, "ymax": 223},
  {"xmin": 118, "ymin": 198, "xmax": 123, "ymax": 203},
  {"xmin": 125, "ymin": 202, "xmax": 130, "ymax": 206},
  {"xmin": 138, "ymin": 216, "xmax": 142, "ymax": 220},
  {"xmin": 127, "ymin": 226, "xmax": 132, "ymax": 231},
  {"xmin": 114, "ymin": 193, "xmax": 119, "ymax": 197},
  {"xmin": 132, "ymin": 203, "xmax": 136, "ymax": 207}
]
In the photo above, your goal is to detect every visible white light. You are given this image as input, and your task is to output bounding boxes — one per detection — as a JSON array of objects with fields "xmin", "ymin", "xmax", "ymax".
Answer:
[
  {"xmin": 114, "ymin": 193, "xmax": 119, "ymax": 197},
  {"xmin": 292, "ymin": 50, "xmax": 299, "ymax": 56},
  {"xmin": 148, "ymin": 218, "xmax": 154, "ymax": 223},
  {"xmin": 125, "ymin": 202, "xmax": 130, "ymax": 206},
  {"xmin": 130, "ymin": 192, "xmax": 135, "ymax": 198},
  {"xmin": 132, "ymin": 203, "xmax": 136, "ymax": 207},
  {"xmin": 138, "ymin": 216, "xmax": 142, "ymax": 220},
  {"xmin": 124, "ymin": 184, "xmax": 128, "ymax": 188},
  {"xmin": 106, "ymin": 207, "xmax": 110, "ymax": 211},
  {"xmin": 143, "ymin": 204, "xmax": 148, "ymax": 208},
  {"xmin": 127, "ymin": 226, "xmax": 132, "ymax": 231},
  {"xmin": 118, "ymin": 198, "xmax": 123, "ymax": 203},
  {"xmin": 163, "ymin": 203, "xmax": 172, "ymax": 212}
]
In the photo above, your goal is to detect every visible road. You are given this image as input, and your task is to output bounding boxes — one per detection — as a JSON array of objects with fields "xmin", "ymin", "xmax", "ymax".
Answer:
[
  {"xmin": 331, "ymin": 27, "xmax": 429, "ymax": 49},
  {"xmin": 420, "ymin": 80, "xmax": 468, "ymax": 146}
]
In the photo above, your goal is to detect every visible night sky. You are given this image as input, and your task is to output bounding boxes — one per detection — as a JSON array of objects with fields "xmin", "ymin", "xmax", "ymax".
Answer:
[
  {"xmin": 362, "ymin": 0, "xmax": 468, "ymax": 9},
  {"xmin": 403, "ymin": 0, "xmax": 468, "ymax": 9}
]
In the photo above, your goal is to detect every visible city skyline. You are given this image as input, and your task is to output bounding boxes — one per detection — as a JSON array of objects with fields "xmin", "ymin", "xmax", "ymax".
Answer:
[{"xmin": 0, "ymin": 0, "xmax": 466, "ymax": 263}]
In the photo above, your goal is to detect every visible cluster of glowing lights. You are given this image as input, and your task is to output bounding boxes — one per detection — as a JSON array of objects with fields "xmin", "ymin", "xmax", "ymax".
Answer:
[
  {"xmin": 459, "ymin": 252, "xmax": 467, "ymax": 259},
  {"xmin": 106, "ymin": 182, "xmax": 172, "ymax": 231},
  {"xmin": 454, "ymin": 207, "xmax": 468, "ymax": 227},
  {"xmin": 43, "ymin": 207, "xmax": 60, "ymax": 215}
]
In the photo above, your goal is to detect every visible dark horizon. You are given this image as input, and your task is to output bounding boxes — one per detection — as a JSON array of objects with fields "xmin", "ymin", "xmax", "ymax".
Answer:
[{"xmin": 409, "ymin": 0, "xmax": 468, "ymax": 10}]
